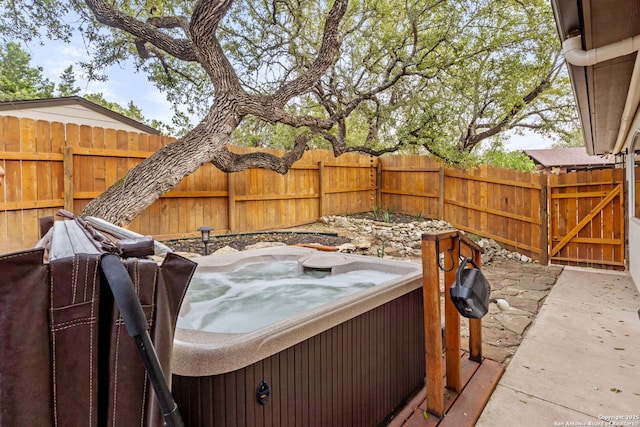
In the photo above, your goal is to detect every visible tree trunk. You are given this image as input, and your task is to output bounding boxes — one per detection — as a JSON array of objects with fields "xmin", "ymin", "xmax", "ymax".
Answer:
[{"xmin": 81, "ymin": 104, "xmax": 241, "ymax": 226}]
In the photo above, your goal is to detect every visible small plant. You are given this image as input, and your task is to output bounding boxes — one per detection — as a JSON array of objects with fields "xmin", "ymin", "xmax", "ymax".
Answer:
[
  {"xmin": 368, "ymin": 206, "xmax": 395, "ymax": 222},
  {"xmin": 414, "ymin": 211, "xmax": 424, "ymax": 221},
  {"xmin": 377, "ymin": 241, "xmax": 386, "ymax": 258},
  {"xmin": 370, "ymin": 206, "xmax": 384, "ymax": 220}
]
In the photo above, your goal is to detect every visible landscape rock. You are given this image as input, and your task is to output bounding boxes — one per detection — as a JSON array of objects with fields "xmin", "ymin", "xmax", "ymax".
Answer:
[
  {"xmin": 352, "ymin": 237, "xmax": 372, "ymax": 250},
  {"xmin": 337, "ymin": 243, "xmax": 356, "ymax": 253},
  {"xmin": 213, "ymin": 245, "xmax": 238, "ymax": 254},
  {"xmin": 320, "ymin": 215, "xmax": 534, "ymax": 264},
  {"xmin": 164, "ymin": 214, "xmax": 536, "ymax": 265},
  {"xmin": 244, "ymin": 241, "xmax": 287, "ymax": 250}
]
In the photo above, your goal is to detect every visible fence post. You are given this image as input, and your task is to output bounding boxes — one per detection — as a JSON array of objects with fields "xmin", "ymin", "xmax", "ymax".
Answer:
[
  {"xmin": 438, "ymin": 167, "xmax": 445, "ymax": 220},
  {"xmin": 539, "ymin": 176, "xmax": 549, "ymax": 265},
  {"xmin": 63, "ymin": 147, "xmax": 74, "ymax": 212},
  {"xmin": 227, "ymin": 172, "xmax": 236, "ymax": 233},
  {"xmin": 376, "ymin": 162, "xmax": 382, "ymax": 209},
  {"xmin": 318, "ymin": 161, "xmax": 325, "ymax": 217}
]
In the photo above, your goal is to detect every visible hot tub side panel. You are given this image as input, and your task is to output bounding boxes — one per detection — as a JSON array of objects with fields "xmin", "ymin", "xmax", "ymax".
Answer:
[{"xmin": 172, "ymin": 288, "xmax": 425, "ymax": 427}]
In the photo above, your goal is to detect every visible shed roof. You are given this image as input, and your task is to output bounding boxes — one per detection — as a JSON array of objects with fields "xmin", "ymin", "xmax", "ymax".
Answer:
[
  {"xmin": 524, "ymin": 147, "xmax": 614, "ymax": 168},
  {"xmin": 0, "ymin": 96, "xmax": 159, "ymax": 135}
]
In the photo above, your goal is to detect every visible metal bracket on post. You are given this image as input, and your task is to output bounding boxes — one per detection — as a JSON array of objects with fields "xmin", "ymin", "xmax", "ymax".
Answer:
[{"xmin": 435, "ymin": 237, "xmax": 455, "ymax": 273}]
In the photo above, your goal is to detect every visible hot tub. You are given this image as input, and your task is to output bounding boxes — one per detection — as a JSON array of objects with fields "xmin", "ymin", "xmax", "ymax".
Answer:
[{"xmin": 172, "ymin": 246, "xmax": 425, "ymax": 426}]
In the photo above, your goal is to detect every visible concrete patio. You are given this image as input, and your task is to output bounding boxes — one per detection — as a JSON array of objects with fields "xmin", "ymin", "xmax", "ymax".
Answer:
[{"xmin": 477, "ymin": 266, "xmax": 640, "ymax": 426}]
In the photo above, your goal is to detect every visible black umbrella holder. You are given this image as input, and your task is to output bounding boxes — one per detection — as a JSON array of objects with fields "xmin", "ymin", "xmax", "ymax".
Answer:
[{"xmin": 0, "ymin": 210, "xmax": 196, "ymax": 427}]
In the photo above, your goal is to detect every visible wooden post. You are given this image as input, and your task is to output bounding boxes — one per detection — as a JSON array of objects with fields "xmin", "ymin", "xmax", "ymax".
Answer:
[
  {"xmin": 443, "ymin": 236, "xmax": 461, "ymax": 392},
  {"xmin": 421, "ymin": 233, "xmax": 445, "ymax": 418},
  {"xmin": 423, "ymin": 230, "xmax": 485, "ymax": 420},
  {"xmin": 539, "ymin": 176, "xmax": 549, "ymax": 265},
  {"xmin": 438, "ymin": 167, "xmax": 445, "ymax": 220},
  {"xmin": 63, "ymin": 147, "xmax": 74, "ymax": 212},
  {"xmin": 376, "ymin": 162, "xmax": 382, "ymax": 209},
  {"xmin": 468, "ymin": 247, "xmax": 483, "ymax": 362},
  {"xmin": 318, "ymin": 161, "xmax": 325, "ymax": 217},
  {"xmin": 227, "ymin": 172, "xmax": 236, "ymax": 233}
]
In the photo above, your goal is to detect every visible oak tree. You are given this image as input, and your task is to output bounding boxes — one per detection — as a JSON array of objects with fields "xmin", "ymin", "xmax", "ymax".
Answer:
[{"xmin": 1, "ymin": 0, "xmax": 577, "ymax": 224}]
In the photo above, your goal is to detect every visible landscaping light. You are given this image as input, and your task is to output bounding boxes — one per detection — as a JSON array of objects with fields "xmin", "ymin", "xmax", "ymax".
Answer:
[{"xmin": 198, "ymin": 226, "xmax": 213, "ymax": 255}]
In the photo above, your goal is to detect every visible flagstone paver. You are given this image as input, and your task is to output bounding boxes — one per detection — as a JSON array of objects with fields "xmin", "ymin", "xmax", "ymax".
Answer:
[{"xmin": 460, "ymin": 260, "xmax": 564, "ymax": 364}]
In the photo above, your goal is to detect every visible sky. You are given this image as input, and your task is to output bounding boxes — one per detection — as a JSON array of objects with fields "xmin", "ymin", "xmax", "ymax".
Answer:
[
  {"xmin": 22, "ymin": 35, "xmax": 176, "ymax": 125},
  {"xmin": 22, "ymin": 36, "xmax": 554, "ymax": 151}
]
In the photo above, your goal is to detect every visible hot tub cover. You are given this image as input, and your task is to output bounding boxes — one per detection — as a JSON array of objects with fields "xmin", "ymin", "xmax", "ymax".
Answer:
[{"xmin": 0, "ymin": 212, "xmax": 196, "ymax": 427}]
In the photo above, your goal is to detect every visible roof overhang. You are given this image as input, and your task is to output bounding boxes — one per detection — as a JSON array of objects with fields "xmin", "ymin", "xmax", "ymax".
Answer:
[
  {"xmin": 551, "ymin": 0, "xmax": 640, "ymax": 155},
  {"xmin": 0, "ymin": 96, "xmax": 160, "ymax": 135}
]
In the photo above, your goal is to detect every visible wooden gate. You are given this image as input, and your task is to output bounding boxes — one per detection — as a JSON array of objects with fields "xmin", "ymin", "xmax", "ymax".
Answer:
[{"xmin": 548, "ymin": 168, "xmax": 625, "ymax": 270}]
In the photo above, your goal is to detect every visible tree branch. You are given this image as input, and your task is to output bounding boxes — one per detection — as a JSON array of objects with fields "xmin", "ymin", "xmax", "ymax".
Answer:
[
  {"xmin": 83, "ymin": 0, "xmax": 197, "ymax": 61},
  {"xmin": 272, "ymin": 0, "xmax": 348, "ymax": 105},
  {"xmin": 147, "ymin": 16, "xmax": 190, "ymax": 34},
  {"xmin": 321, "ymin": 129, "xmax": 402, "ymax": 157},
  {"xmin": 240, "ymin": 98, "xmax": 334, "ymax": 130},
  {"xmin": 190, "ymin": 0, "xmax": 234, "ymax": 39},
  {"xmin": 460, "ymin": 78, "xmax": 552, "ymax": 151},
  {"xmin": 189, "ymin": 0, "xmax": 244, "ymax": 93},
  {"xmin": 209, "ymin": 132, "xmax": 314, "ymax": 174}
]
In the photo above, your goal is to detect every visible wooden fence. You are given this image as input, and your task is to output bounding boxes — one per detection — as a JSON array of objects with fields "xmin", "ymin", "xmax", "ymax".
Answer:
[
  {"xmin": 378, "ymin": 155, "xmax": 548, "ymax": 263},
  {"xmin": 0, "ymin": 117, "xmax": 377, "ymax": 253},
  {"xmin": 0, "ymin": 117, "xmax": 627, "ymax": 268},
  {"xmin": 378, "ymin": 154, "xmax": 444, "ymax": 219},
  {"xmin": 0, "ymin": 116, "xmax": 175, "ymax": 253},
  {"xmin": 548, "ymin": 168, "xmax": 625, "ymax": 269}
]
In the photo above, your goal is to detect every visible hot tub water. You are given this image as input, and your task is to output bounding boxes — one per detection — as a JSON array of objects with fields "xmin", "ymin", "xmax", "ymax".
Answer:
[{"xmin": 178, "ymin": 260, "xmax": 401, "ymax": 333}]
